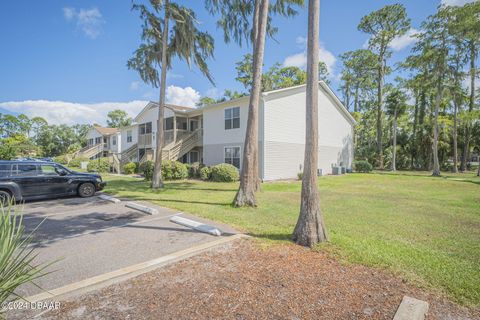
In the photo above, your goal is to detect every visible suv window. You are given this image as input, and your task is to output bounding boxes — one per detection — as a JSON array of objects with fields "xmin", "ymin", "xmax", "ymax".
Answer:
[
  {"xmin": 39, "ymin": 165, "xmax": 59, "ymax": 175},
  {"xmin": 0, "ymin": 164, "xmax": 10, "ymax": 177},
  {"xmin": 14, "ymin": 164, "xmax": 38, "ymax": 176}
]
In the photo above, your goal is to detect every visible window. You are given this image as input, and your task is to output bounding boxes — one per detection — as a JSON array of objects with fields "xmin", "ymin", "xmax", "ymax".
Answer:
[
  {"xmin": 224, "ymin": 146, "xmax": 240, "ymax": 169},
  {"xmin": 95, "ymin": 137, "xmax": 102, "ymax": 145},
  {"xmin": 139, "ymin": 122, "xmax": 152, "ymax": 135},
  {"xmin": 88, "ymin": 138, "xmax": 94, "ymax": 146},
  {"xmin": 112, "ymin": 136, "xmax": 117, "ymax": 146},
  {"xmin": 127, "ymin": 130, "xmax": 132, "ymax": 143},
  {"xmin": 39, "ymin": 165, "xmax": 57, "ymax": 175},
  {"xmin": 165, "ymin": 118, "xmax": 174, "ymax": 130},
  {"xmin": 189, "ymin": 151, "xmax": 199, "ymax": 163},
  {"xmin": 14, "ymin": 164, "xmax": 37, "ymax": 176},
  {"xmin": 0, "ymin": 164, "xmax": 10, "ymax": 177},
  {"xmin": 225, "ymin": 107, "xmax": 240, "ymax": 130}
]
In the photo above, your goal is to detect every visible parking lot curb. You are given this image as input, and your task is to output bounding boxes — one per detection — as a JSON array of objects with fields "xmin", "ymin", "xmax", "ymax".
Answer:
[
  {"xmin": 22, "ymin": 233, "xmax": 248, "ymax": 304},
  {"xmin": 98, "ymin": 194, "xmax": 121, "ymax": 203},
  {"xmin": 125, "ymin": 202, "xmax": 158, "ymax": 215}
]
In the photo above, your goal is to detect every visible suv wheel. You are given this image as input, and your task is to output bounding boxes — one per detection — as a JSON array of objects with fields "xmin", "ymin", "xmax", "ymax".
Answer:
[
  {"xmin": 0, "ymin": 190, "xmax": 12, "ymax": 206},
  {"xmin": 78, "ymin": 183, "xmax": 96, "ymax": 198}
]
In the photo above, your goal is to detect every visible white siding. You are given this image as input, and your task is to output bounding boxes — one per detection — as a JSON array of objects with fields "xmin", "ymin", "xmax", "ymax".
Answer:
[
  {"xmin": 120, "ymin": 125, "xmax": 138, "ymax": 151},
  {"xmin": 109, "ymin": 132, "xmax": 121, "ymax": 153},
  {"xmin": 202, "ymin": 98, "xmax": 264, "ymax": 173},
  {"xmin": 263, "ymin": 86, "xmax": 353, "ymax": 180},
  {"xmin": 85, "ymin": 127, "xmax": 102, "ymax": 144}
]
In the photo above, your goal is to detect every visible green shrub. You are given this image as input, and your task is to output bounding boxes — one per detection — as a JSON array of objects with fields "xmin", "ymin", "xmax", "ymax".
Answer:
[
  {"xmin": 188, "ymin": 162, "xmax": 203, "ymax": 179},
  {"xmin": 139, "ymin": 160, "xmax": 154, "ymax": 181},
  {"xmin": 87, "ymin": 158, "xmax": 110, "ymax": 173},
  {"xmin": 123, "ymin": 162, "xmax": 136, "ymax": 174},
  {"xmin": 162, "ymin": 160, "xmax": 188, "ymax": 180},
  {"xmin": 297, "ymin": 172, "xmax": 303, "ymax": 180},
  {"xmin": 53, "ymin": 155, "xmax": 69, "ymax": 165},
  {"xmin": 133, "ymin": 162, "xmax": 140, "ymax": 173},
  {"xmin": 210, "ymin": 163, "xmax": 239, "ymax": 182},
  {"xmin": 353, "ymin": 160, "xmax": 373, "ymax": 173},
  {"xmin": 199, "ymin": 166, "xmax": 211, "ymax": 181},
  {"xmin": 69, "ymin": 157, "xmax": 89, "ymax": 168}
]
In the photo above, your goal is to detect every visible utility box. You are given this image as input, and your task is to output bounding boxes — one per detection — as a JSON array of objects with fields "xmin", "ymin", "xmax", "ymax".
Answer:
[
  {"xmin": 341, "ymin": 166, "xmax": 346, "ymax": 174},
  {"xmin": 332, "ymin": 166, "xmax": 341, "ymax": 175},
  {"xmin": 80, "ymin": 161, "xmax": 89, "ymax": 170}
]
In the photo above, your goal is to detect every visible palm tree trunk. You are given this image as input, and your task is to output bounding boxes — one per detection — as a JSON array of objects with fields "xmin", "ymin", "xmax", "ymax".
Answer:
[
  {"xmin": 376, "ymin": 56, "xmax": 385, "ymax": 170},
  {"xmin": 353, "ymin": 84, "xmax": 359, "ymax": 113},
  {"xmin": 432, "ymin": 76, "xmax": 442, "ymax": 177},
  {"xmin": 233, "ymin": 0, "xmax": 268, "ymax": 207},
  {"xmin": 392, "ymin": 111, "xmax": 397, "ymax": 172},
  {"xmin": 152, "ymin": 0, "xmax": 169, "ymax": 189},
  {"xmin": 293, "ymin": 0, "xmax": 327, "ymax": 247},
  {"xmin": 251, "ymin": 0, "xmax": 261, "ymax": 193},
  {"xmin": 452, "ymin": 99, "xmax": 459, "ymax": 173},
  {"xmin": 411, "ymin": 92, "xmax": 418, "ymax": 169},
  {"xmin": 344, "ymin": 85, "xmax": 350, "ymax": 111},
  {"xmin": 461, "ymin": 44, "xmax": 476, "ymax": 172}
]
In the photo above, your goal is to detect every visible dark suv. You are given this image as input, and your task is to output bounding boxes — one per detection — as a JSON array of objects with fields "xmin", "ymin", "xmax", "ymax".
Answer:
[{"xmin": 0, "ymin": 160, "xmax": 106, "ymax": 205}]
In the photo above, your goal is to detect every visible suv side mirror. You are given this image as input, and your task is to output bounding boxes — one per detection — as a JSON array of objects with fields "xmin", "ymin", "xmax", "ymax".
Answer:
[{"xmin": 57, "ymin": 169, "xmax": 68, "ymax": 176}]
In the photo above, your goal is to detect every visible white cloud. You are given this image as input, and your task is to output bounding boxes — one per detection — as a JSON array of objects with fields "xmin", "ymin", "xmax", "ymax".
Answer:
[
  {"xmin": 165, "ymin": 86, "xmax": 200, "ymax": 107},
  {"xmin": 63, "ymin": 7, "xmax": 104, "ymax": 39},
  {"xmin": 389, "ymin": 28, "xmax": 419, "ymax": 51},
  {"xmin": 283, "ymin": 41, "xmax": 337, "ymax": 76},
  {"xmin": 63, "ymin": 7, "xmax": 75, "ymax": 20},
  {"xmin": 0, "ymin": 100, "xmax": 147, "ymax": 126},
  {"xmin": 129, "ymin": 81, "xmax": 140, "ymax": 91},
  {"xmin": 204, "ymin": 87, "xmax": 222, "ymax": 100},
  {"xmin": 363, "ymin": 28, "xmax": 419, "ymax": 52},
  {"xmin": 283, "ymin": 53, "xmax": 307, "ymax": 69},
  {"xmin": 441, "ymin": 0, "xmax": 477, "ymax": 6}
]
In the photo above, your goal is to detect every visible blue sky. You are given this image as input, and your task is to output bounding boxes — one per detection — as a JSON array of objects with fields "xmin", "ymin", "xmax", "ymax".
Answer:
[{"xmin": 0, "ymin": 0, "xmax": 472, "ymax": 125}]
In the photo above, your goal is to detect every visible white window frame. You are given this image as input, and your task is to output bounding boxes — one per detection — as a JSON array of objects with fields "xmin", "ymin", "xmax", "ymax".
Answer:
[
  {"xmin": 112, "ymin": 136, "xmax": 117, "ymax": 146},
  {"xmin": 224, "ymin": 107, "xmax": 240, "ymax": 130},
  {"xmin": 224, "ymin": 146, "xmax": 241, "ymax": 169},
  {"xmin": 127, "ymin": 130, "xmax": 132, "ymax": 143}
]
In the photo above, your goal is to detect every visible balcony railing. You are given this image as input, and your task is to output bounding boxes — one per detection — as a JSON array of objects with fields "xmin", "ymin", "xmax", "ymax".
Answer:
[{"xmin": 138, "ymin": 133, "xmax": 153, "ymax": 147}]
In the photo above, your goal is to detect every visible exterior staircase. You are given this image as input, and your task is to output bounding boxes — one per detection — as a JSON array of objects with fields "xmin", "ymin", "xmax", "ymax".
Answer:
[
  {"xmin": 162, "ymin": 129, "xmax": 202, "ymax": 161},
  {"xmin": 111, "ymin": 153, "xmax": 121, "ymax": 173},
  {"xmin": 117, "ymin": 129, "xmax": 202, "ymax": 173},
  {"xmin": 75, "ymin": 143, "xmax": 103, "ymax": 159},
  {"xmin": 119, "ymin": 143, "xmax": 138, "ymax": 168}
]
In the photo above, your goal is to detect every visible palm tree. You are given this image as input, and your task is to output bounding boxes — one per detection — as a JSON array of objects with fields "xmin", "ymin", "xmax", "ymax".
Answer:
[
  {"xmin": 128, "ymin": 0, "xmax": 215, "ymax": 188},
  {"xmin": 206, "ymin": 0, "xmax": 303, "ymax": 207},
  {"xmin": 292, "ymin": 0, "xmax": 327, "ymax": 247},
  {"xmin": 358, "ymin": 4, "xmax": 411, "ymax": 169},
  {"xmin": 385, "ymin": 88, "xmax": 407, "ymax": 171}
]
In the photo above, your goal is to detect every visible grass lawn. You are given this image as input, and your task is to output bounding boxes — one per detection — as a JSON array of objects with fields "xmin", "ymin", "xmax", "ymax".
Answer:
[{"xmin": 103, "ymin": 171, "xmax": 480, "ymax": 307}]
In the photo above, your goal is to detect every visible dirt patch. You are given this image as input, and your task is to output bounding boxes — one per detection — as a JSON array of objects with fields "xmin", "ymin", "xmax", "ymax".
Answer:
[{"xmin": 17, "ymin": 239, "xmax": 479, "ymax": 320}]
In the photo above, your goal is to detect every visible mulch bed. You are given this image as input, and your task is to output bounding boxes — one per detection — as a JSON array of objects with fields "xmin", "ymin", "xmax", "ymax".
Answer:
[{"xmin": 18, "ymin": 239, "xmax": 480, "ymax": 320}]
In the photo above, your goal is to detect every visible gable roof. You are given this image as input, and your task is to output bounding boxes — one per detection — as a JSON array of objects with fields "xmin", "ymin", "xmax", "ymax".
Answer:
[
  {"xmin": 197, "ymin": 82, "xmax": 356, "ymax": 126},
  {"xmin": 93, "ymin": 125, "xmax": 119, "ymax": 136},
  {"xmin": 134, "ymin": 101, "xmax": 195, "ymax": 122}
]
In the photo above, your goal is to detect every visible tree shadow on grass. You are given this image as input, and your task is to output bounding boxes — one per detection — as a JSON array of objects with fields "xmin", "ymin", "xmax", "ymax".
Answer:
[
  {"xmin": 249, "ymin": 232, "xmax": 292, "ymax": 242},
  {"xmin": 165, "ymin": 186, "xmax": 238, "ymax": 192}
]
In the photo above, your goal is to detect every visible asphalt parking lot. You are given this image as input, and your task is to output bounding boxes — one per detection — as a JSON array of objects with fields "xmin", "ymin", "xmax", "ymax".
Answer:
[{"xmin": 16, "ymin": 195, "xmax": 237, "ymax": 298}]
